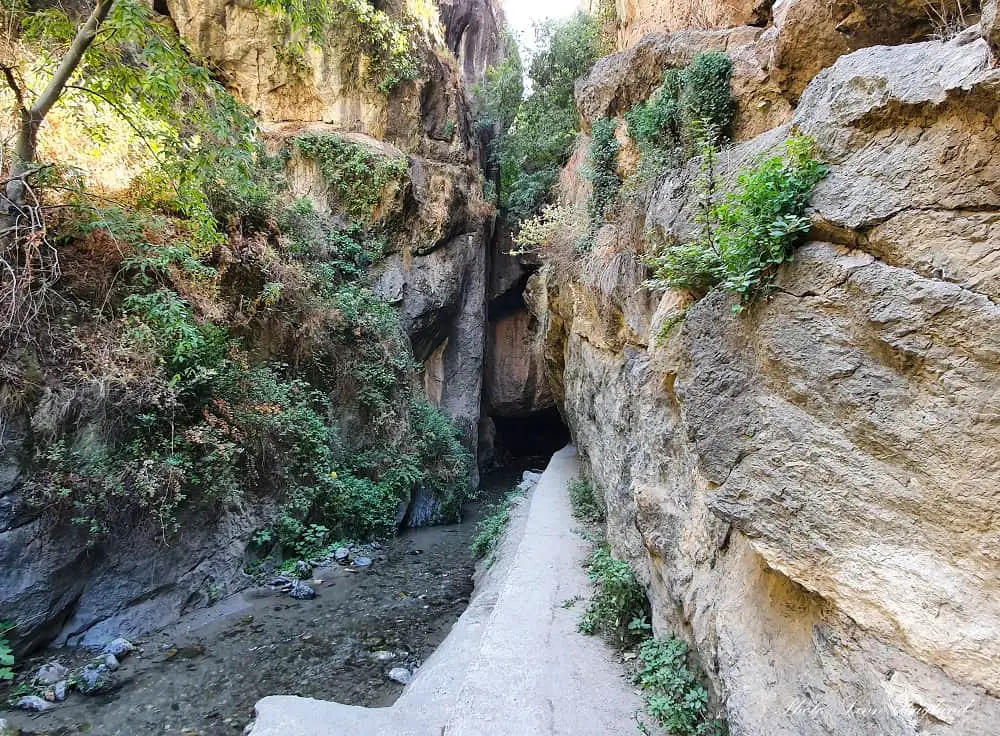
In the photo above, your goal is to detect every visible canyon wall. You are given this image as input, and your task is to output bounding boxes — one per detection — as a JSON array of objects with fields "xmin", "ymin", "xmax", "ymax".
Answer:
[
  {"xmin": 533, "ymin": 5, "xmax": 1000, "ymax": 734},
  {"xmin": 0, "ymin": 0, "xmax": 503, "ymax": 651}
]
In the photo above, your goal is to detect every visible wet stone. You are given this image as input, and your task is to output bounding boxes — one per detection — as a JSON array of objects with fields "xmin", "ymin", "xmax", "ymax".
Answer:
[
  {"xmin": 352, "ymin": 557, "xmax": 373, "ymax": 569},
  {"xmin": 16, "ymin": 696, "xmax": 52, "ymax": 712},
  {"xmin": 34, "ymin": 661, "xmax": 68, "ymax": 685},
  {"xmin": 289, "ymin": 581, "xmax": 316, "ymax": 600},
  {"xmin": 104, "ymin": 653, "xmax": 120, "ymax": 670},
  {"xmin": 334, "ymin": 547, "xmax": 351, "ymax": 563},
  {"xmin": 103, "ymin": 637, "xmax": 134, "ymax": 658},
  {"xmin": 76, "ymin": 664, "xmax": 114, "ymax": 695},
  {"xmin": 388, "ymin": 667, "xmax": 412, "ymax": 685}
]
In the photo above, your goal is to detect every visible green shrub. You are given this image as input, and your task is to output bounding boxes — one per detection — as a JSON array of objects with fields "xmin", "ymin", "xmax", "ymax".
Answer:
[
  {"xmin": 646, "ymin": 136, "xmax": 828, "ymax": 311},
  {"xmin": 471, "ymin": 489, "xmax": 523, "ymax": 564},
  {"xmin": 25, "ymin": 362, "xmax": 342, "ymax": 538},
  {"xmin": 679, "ymin": 53, "xmax": 736, "ymax": 142},
  {"xmin": 579, "ymin": 545, "xmax": 648, "ymax": 646},
  {"xmin": 292, "ymin": 134, "xmax": 409, "ymax": 224},
  {"xmin": 582, "ymin": 117, "xmax": 622, "ymax": 250},
  {"xmin": 626, "ymin": 69, "xmax": 683, "ymax": 152},
  {"xmin": 569, "ymin": 476, "xmax": 604, "ymax": 522},
  {"xmin": 123, "ymin": 289, "xmax": 228, "ymax": 382},
  {"xmin": 714, "ymin": 136, "xmax": 828, "ymax": 308},
  {"xmin": 638, "ymin": 637, "xmax": 726, "ymax": 736},
  {"xmin": 410, "ymin": 398, "xmax": 475, "ymax": 517},
  {"xmin": 0, "ymin": 623, "xmax": 14, "ymax": 682},
  {"xmin": 625, "ymin": 52, "xmax": 735, "ymax": 177}
]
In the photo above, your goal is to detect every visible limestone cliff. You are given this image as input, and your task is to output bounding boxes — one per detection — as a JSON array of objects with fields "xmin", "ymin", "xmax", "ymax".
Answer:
[
  {"xmin": 0, "ymin": 0, "xmax": 504, "ymax": 651},
  {"xmin": 532, "ymin": 6, "xmax": 1000, "ymax": 735}
]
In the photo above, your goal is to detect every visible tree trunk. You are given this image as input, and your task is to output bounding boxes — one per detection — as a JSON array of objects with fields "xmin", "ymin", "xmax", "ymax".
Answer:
[{"xmin": 2, "ymin": 0, "xmax": 115, "ymax": 215}]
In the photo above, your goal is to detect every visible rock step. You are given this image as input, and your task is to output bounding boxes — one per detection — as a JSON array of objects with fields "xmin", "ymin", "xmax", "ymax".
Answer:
[{"xmin": 246, "ymin": 446, "xmax": 643, "ymax": 735}]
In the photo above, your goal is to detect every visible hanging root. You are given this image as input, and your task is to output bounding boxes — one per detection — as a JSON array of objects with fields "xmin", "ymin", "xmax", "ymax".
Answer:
[{"xmin": 1, "ymin": 153, "xmax": 61, "ymax": 351}]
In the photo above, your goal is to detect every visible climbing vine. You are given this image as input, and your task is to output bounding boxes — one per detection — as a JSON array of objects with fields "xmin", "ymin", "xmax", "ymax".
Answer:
[
  {"xmin": 292, "ymin": 133, "xmax": 409, "ymax": 224},
  {"xmin": 582, "ymin": 117, "xmax": 622, "ymax": 250}
]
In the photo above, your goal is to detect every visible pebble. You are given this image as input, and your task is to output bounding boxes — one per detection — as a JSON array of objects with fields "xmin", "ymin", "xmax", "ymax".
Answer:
[
  {"xmin": 34, "ymin": 661, "xmax": 68, "ymax": 685},
  {"xmin": 372, "ymin": 650, "xmax": 396, "ymax": 662},
  {"xmin": 53, "ymin": 680, "xmax": 68, "ymax": 702},
  {"xmin": 352, "ymin": 556, "xmax": 373, "ymax": 569},
  {"xmin": 104, "ymin": 653, "xmax": 120, "ymax": 670},
  {"xmin": 103, "ymin": 637, "xmax": 135, "ymax": 658},
  {"xmin": 334, "ymin": 547, "xmax": 351, "ymax": 563},
  {"xmin": 16, "ymin": 695, "xmax": 52, "ymax": 712},
  {"xmin": 289, "ymin": 581, "xmax": 316, "ymax": 600},
  {"xmin": 388, "ymin": 667, "xmax": 411, "ymax": 685}
]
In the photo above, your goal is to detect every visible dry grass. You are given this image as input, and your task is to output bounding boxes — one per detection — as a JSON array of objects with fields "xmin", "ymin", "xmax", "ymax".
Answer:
[{"xmin": 923, "ymin": 0, "xmax": 973, "ymax": 40}]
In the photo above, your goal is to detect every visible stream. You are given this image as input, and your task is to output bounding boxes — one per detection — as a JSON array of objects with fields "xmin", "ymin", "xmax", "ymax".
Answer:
[{"xmin": 1, "ymin": 466, "xmax": 535, "ymax": 736}]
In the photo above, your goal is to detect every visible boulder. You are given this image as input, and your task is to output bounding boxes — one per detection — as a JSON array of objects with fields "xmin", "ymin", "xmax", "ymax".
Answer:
[
  {"xmin": 34, "ymin": 661, "xmax": 68, "ymax": 686},
  {"xmin": 15, "ymin": 696, "xmax": 51, "ymax": 712},
  {"xmin": 102, "ymin": 637, "xmax": 134, "ymax": 658},
  {"xmin": 76, "ymin": 663, "xmax": 114, "ymax": 695},
  {"xmin": 388, "ymin": 666, "xmax": 412, "ymax": 685}
]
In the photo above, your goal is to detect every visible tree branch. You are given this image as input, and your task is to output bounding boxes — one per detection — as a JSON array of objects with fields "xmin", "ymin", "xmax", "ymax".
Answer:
[
  {"xmin": 31, "ymin": 0, "xmax": 116, "ymax": 122},
  {"xmin": 65, "ymin": 84, "xmax": 167, "ymax": 168},
  {"xmin": 0, "ymin": 63, "xmax": 25, "ymax": 113}
]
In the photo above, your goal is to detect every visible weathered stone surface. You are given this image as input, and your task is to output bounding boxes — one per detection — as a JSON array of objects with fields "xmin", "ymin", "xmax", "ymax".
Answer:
[
  {"xmin": 376, "ymin": 229, "xmax": 487, "ymax": 472},
  {"xmin": 484, "ymin": 309, "xmax": 553, "ymax": 417},
  {"xmin": 166, "ymin": 0, "xmax": 386, "ymax": 129},
  {"xmin": 584, "ymin": 0, "xmax": 771, "ymax": 53},
  {"xmin": 796, "ymin": 39, "xmax": 999, "ymax": 232},
  {"xmin": 536, "ymin": 37, "xmax": 1000, "ymax": 735},
  {"xmin": 575, "ymin": 28, "xmax": 793, "ymax": 141},
  {"xmin": 438, "ymin": 0, "xmax": 506, "ymax": 88},
  {"xmin": 767, "ymin": 0, "xmax": 941, "ymax": 101},
  {"xmin": 1, "ymin": 500, "xmax": 274, "ymax": 650},
  {"xmin": 487, "ymin": 224, "xmax": 528, "ymax": 303},
  {"xmin": 985, "ymin": 0, "xmax": 1000, "ymax": 55}
]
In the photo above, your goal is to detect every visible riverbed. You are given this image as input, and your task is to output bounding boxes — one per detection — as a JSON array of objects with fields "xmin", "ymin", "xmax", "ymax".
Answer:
[{"xmin": 1, "ymin": 467, "xmax": 531, "ymax": 736}]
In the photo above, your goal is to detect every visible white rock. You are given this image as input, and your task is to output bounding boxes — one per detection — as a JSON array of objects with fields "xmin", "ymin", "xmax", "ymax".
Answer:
[{"xmin": 387, "ymin": 667, "xmax": 411, "ymax": 685}]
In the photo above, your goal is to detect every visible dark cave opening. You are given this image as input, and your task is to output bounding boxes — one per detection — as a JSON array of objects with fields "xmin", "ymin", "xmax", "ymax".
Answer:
[{"xmin": 490, "ymin": 407, "xmax": 571, "ymax": 464}]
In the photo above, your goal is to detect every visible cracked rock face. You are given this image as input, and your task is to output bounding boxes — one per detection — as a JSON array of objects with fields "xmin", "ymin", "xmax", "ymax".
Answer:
[{"xmin": 536, "ymin": 34, "xmax": 1000, "ymax": 736}]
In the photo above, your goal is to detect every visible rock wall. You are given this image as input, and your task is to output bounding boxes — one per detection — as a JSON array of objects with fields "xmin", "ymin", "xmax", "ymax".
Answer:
[
  {"xmin": 585, "ymin": 0, "xmax": 770, "ymax": 52},
  {"xmin": 534, "ymin": 6, "xmax": 1000, "ymax": 734},
  {"xmin": 1, "ymin": 0, "xmax": 505, "ymax": 652}
]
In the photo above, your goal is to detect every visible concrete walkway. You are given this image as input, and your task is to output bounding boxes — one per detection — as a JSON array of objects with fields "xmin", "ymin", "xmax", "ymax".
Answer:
[{"xmin": 246, "ymin": 446, "xmax": 644, "ymax": 735}]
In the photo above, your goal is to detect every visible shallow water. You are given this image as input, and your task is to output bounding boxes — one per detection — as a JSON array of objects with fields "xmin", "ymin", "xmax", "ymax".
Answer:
[{"xmin": 1, "ymin": 467, "xmax": 531, "ymax": 736}]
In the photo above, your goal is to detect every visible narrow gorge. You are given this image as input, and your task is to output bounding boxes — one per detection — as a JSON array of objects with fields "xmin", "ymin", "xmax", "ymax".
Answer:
[{"xmin": 1, "ymin": 0, "xmax": 999, "ymax": 734}]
